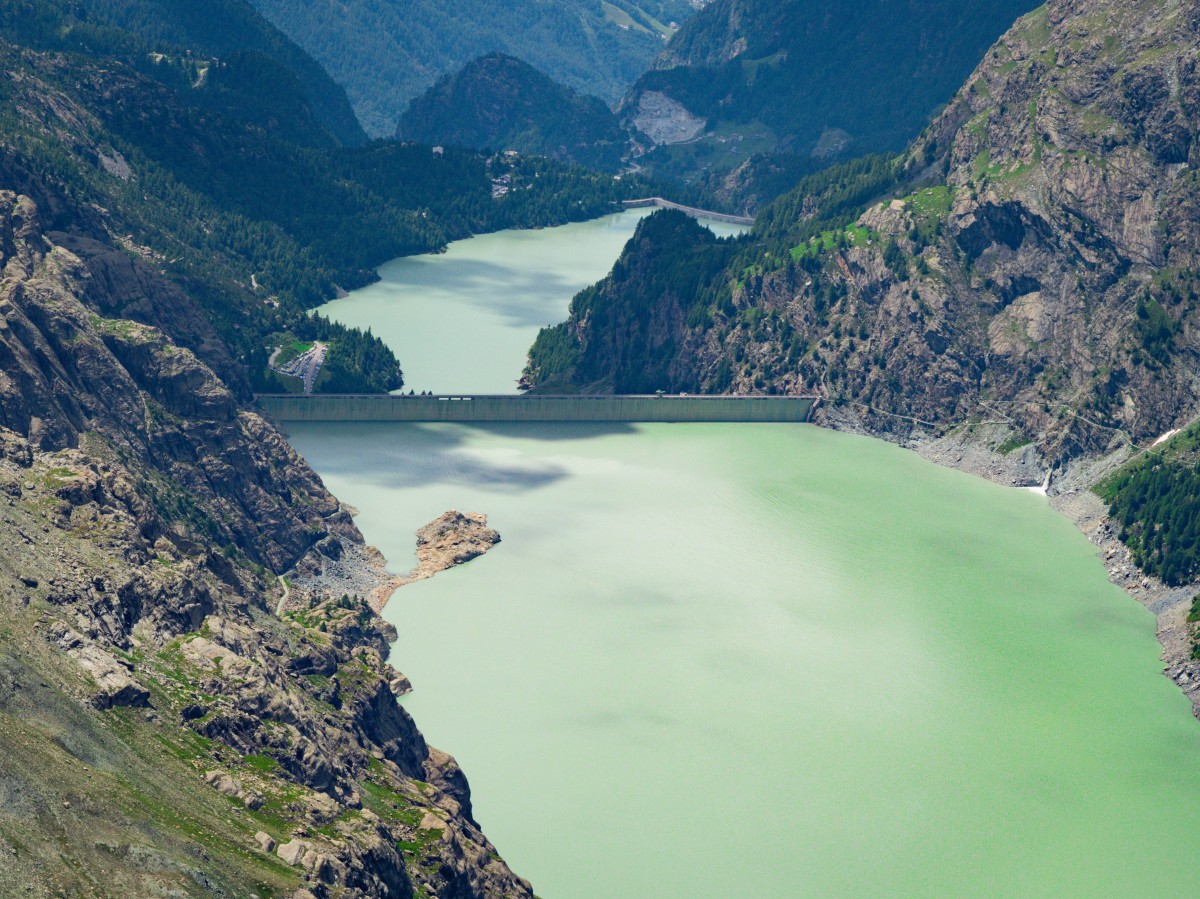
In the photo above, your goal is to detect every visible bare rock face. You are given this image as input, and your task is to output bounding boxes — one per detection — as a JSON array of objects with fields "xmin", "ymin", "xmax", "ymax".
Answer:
[
  {"xmin": 203, "ymin": 769, "xmax": 244, "ymax": 799},
  {"xmin": 796, "ymin": 0, "xmax": 1200, "ymax": 461},
  {"xmin": 632, "ymin": 91, "xmax": 706, "ymax": 145},
  {"xmin": 49, "ymin": 622, "xmax": 150, "ymax": 710},
  {"xmin": 277, "ymin": 838, "xmax": 308, "ymax": 867},
  {"xmin": 0, "ymin": 191, "xmax": 534, "ymax": 897}
]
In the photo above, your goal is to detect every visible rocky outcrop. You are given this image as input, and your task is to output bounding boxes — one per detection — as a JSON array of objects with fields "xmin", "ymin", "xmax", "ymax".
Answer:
[
  {"xmin": 294, "ymin": 510, "xmax": 500, "ymax": 613},
  {"xmin": 48, "ymin": 232, "xmax": 246, "ymax": 395},
  {"xmin": 49, "ymin": 621, "xmax": 151, "ymax": 710},
  {"xmin": 411, "ymin": 511, "xmax": 501, "ymax": 582}
]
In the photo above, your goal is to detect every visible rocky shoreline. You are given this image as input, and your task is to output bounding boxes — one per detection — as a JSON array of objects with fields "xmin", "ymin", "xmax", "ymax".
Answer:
[
  {"xmin": 820, "ymin": 405, "xmax": 1200, "ymax": 718},
  {"xmin": 289, "ymin": 510, "xmax": 501, "ymax": 614}
]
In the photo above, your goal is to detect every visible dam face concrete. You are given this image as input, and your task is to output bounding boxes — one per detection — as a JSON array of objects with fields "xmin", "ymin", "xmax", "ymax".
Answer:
[{"xmin": 256, "ymin": 394, "xmax": 815, "ymax": 423}]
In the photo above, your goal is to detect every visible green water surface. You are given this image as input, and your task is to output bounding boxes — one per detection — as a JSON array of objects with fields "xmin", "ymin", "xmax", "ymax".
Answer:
[
  {"xmin": 288, "ymin": 213, "xmax": 1200, "ymax": 897},
  {"xmin": 287, "ymin": 420, "xmax": 1200, "ymax": 898},
  {"xmin": 315, "ymin": 210, "xmax": 744, "ymax": 395}
]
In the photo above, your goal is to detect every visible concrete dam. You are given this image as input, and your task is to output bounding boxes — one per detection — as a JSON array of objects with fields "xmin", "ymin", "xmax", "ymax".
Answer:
[
  {"xmin": 256, "ymin": 394, "xmax": 817, "ymax": 423},
  {"xmin": 621, "ymin": 198, "xmax": 756, "ymax": 227}
]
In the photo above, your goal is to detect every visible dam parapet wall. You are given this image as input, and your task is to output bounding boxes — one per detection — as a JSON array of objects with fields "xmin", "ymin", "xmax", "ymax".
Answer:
[{"xmin": 256, "ymin": 394, "xmax": 815, "ymax": 423}]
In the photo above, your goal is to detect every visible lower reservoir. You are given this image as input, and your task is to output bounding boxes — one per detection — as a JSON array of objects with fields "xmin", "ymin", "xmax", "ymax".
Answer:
[{"xmin": 287, "ymin": 420, "xmax": 1200, "ymax": 898}]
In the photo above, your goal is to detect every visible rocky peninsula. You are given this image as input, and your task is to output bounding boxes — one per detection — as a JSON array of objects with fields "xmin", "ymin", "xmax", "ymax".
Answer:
[{"xmin": 291, "ymin": 510, "xmax": 501, "ymax": 613}]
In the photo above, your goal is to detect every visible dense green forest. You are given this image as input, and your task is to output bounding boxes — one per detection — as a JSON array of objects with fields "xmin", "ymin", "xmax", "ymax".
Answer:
[
  {"xmin": 630, "ymin": 0, "xmax": 1038, "ymax": 185},
  {"xmin": 1101, "ymin": 424, "xmax": 1200, "ymax": 588},
  {"xmin": 753, "ymin": 156, "xmax": 901, "ymax": 251},
  {"xmin": 247, "ymin": 0, "xmax": 697, "ymax": 136},
  {"xmin": 526, "ymin": 209, "xmax": 741, "ymax": 393},
  {"xmin": 399, "ymin": 54, "xmax": 632, "ymax": 172},
  {"xmin": 0, "ymin": 0, "xmax": 667, "ymax": 394},
  {"xmin": 77, "ymin": 0, "xmax": 365, "ymax": 144}
]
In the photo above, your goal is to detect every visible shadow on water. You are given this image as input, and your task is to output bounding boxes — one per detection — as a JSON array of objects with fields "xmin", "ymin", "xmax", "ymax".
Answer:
[
  {"xmin": 374, "ymin": 258, "xmax": 600, "ymax": 329},
  {"xmin": 379, "ymin": 257, "xmax": 524, "ymax": 290},
  {"xmin": 477, "ymin": 293, "xmax": 582, "ymax": 329},
  {"xmin": 564, "ymin": 706, "xmax": 677, "ymax": 733},
  {"xmin": 459, "ymin": 422, "xmax": 639, "ymax": 441},
  {"xmin": 381, "ymin": 257, "xmax": 586, "ymax": 296},
  {"xmin": 284, "ymin": 421, "xmax": 639, "ymax": 496}
]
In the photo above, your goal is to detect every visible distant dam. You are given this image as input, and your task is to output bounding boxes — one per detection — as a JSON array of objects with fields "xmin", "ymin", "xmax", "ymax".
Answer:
[
  {"xmin": 256, "ymin": 394, "xmax": 816, "ymax": 423},
  {"xmin": 622, "ymin": 198, "xmax": 756, "ymax": 227}
]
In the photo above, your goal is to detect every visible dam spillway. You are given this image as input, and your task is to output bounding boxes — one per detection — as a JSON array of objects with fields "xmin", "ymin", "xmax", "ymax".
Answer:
[{"xmin": 256, "ymin": 394, "xmax": 816, "ymax": 423}]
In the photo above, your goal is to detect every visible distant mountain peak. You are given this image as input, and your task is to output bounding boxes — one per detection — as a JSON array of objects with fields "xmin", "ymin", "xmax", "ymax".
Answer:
[{"xmin": 398, "ymin": 54, "xmax": 634, "ymax": 171}]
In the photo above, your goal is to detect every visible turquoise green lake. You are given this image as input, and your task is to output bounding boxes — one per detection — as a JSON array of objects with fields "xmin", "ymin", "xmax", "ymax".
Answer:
[
  {"xmin": 288, "ymin": 214, "xmax": 1200, "ymax": 897},
  {"xmin": 315, "ymin": 210, "xmax": 744, "ymax": 394}
]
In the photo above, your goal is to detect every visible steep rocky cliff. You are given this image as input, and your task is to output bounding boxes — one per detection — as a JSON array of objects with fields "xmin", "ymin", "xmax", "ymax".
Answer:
[
  {"xmin": 533, "ymin": 0, "xmax": 1200, "ymax": 464},
  {"xmin": 0, "ymin": 183, "xmax": 532, "ymax": 895}
]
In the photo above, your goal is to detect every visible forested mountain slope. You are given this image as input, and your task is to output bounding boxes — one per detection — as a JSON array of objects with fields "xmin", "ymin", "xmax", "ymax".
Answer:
[
  {"xmin": 529, "ymin": 0, "xmax": 1200, "ymax": 463},
  {"xmin": 248, "ymin": 0, "xmax": 699, "ymax": 136},
  {"xmin": 398, "ymin": 54, "xmax": 633, "ymax": 171},
  {"xmin": 624, "ymin": 0, "xmax": 1040, "ymax": 201},
  {"xmin": 0, "ymin": 0, "xmax": 652, "ymax": 394},
  {"xmin": 76, "ymin": 0, "xmax": 366, "ymax": 145}
]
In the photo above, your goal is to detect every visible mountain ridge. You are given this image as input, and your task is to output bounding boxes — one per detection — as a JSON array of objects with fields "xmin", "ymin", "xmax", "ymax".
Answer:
[
  {"xmin": 530, "ymin": 0, "xmax": 1200, "ymax": 458},
  {"xmin": 248, "ymin": 0, "xmax": 699, "ymax": 137}
]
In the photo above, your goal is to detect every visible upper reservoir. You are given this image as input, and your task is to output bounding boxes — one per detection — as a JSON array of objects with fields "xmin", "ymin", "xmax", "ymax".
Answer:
[
  {"xmin": 287, "ymin": 214, "xmax": 1200, "ymax": 897},
  {"xmin": 316, "ymin": 210, "xmax": 744, "ymax": 394}
]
